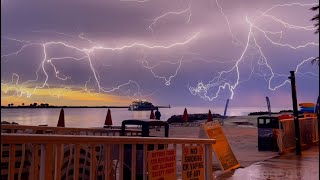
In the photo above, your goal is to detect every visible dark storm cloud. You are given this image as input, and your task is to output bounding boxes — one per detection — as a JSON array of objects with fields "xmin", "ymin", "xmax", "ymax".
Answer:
[{"xmin": 1, "ymin": 0, "xmax": 319, "ymax": 107}]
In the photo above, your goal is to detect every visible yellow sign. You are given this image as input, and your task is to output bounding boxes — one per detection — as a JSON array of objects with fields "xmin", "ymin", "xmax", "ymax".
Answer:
[
  {"xmin": 147, "ymin": 149, "xmax": 177, "ymax": 180},
  {"xmin": 182, "ymin": 146, "xmax": 204, "ymax": 180},
  {"xmin": 202, "ymin": 121, "xmax": 240, "ymax": 171}
]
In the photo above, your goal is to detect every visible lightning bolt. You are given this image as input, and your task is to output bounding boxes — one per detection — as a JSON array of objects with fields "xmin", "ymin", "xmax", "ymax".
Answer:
[
  {"xmin": 141, "ymin": 56, "xmax": 183, "ymax": 85},
  {"xmin": 1, "ymin": 1, "xmax": 318, "ymax": 105},
  {"xmin": 1, "ymin": 29, "xmax": 200, "ymax": 100},
  {"xmin": 215, "ymin": 0, "xmax": 243, "ymax": 46},
  {"xmin": 189, "ymin": 2, "xmax": 319, "ymax": 101},
  {"xmin": 148, "ymin": 1, "xmax": 192, "ymax": 35}
]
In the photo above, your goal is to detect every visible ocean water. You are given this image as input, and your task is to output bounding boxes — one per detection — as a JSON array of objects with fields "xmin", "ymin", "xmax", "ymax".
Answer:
[{"xmin": 1, "ymin": 106, "xmax": 285, "ymax": 128}]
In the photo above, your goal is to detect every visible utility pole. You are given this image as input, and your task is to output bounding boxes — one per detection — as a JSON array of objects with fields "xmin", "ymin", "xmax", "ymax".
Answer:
[{"xmin": 288, "ymin": 71, "xmax": 301, "ymax": 155}]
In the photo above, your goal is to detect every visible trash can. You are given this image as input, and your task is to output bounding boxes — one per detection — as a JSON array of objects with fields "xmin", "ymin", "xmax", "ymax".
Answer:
[
  {"xmin": 257, "ymin": 116, "xmax": 279, "ymax": 151},
  {"xmin": 120, "ymin": 119, "xmax": 169, "ymax": 180}
]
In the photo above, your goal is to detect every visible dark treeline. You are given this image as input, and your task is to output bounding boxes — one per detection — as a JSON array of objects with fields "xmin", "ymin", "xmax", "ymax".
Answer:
[
  {"xmin": 1, "ymin": 105, "xmax": 129, "ymax": 109},
  {"xmin": 248, "ymin": 110, "xmax": 293, "ymax": 116}
]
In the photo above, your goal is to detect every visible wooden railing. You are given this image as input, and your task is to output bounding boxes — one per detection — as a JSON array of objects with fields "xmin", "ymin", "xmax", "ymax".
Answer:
[
  {"xmin": 1, "ymin": 125, "xmax": 142, "ymax": 136},
  {"xmin": 1, "ymin": 133, "xmax": 215, "ymax": 180}
]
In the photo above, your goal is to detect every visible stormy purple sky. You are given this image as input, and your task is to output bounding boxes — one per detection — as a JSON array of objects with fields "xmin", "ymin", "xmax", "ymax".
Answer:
[{"xmin": 1, "ymin": 0, "xmax": 319, "ymax": 108}]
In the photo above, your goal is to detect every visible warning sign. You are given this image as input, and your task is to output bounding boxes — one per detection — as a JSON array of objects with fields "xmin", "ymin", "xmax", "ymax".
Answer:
[
  {"xmin": 201, "ymin": 121, "xmax": 240, "ymax": 171},
  {"xmin": 182, "ymin": 146, "xmax": 204, "ymax": 180},
  {"xmin": 147, "ymin": 149, "xmax": 177, "ymax": 180}
]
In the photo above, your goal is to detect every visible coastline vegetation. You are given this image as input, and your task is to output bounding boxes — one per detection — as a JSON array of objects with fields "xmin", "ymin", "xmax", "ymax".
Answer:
[
  {"xmin": 1, "ymin": 102, "xmax": 169, "ymax": 109},
  {"xmin": 248, "ymin": 110, "xmax": 293, "ymax": 116}
]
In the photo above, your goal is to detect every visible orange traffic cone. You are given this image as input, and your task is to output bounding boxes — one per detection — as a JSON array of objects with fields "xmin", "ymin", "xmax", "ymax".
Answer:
[
  {"xmin": 150, "ymin": 109, "xmax": 155, "ymax": 119},
  {"xmin": 104, "ymin": 109, "xmax": 113, "ymax": 126},
  {"xmin": 182, "ymin": 108, "xmax": 188, "ymax": 122},
  {"xmin": 207, "ymin": 110, "xmax": 213, "ymax": 122},
  {"xmin": 57, "ymin": 108, "xmax": 65, "ymax": 127}
]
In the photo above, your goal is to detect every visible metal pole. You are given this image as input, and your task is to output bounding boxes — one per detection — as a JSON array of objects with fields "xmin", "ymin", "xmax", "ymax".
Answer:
[{"xmin": 288, "ymin": 71, "xmax": 301, "ymax": 155}]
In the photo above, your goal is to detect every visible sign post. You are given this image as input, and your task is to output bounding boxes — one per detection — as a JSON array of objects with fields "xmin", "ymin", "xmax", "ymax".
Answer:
[{"xmin": 200, "ymin": 121, "xmax": 240, "ymax": 171}]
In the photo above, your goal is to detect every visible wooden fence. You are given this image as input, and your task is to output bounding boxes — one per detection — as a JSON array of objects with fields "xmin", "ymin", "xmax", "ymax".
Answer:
[
  {"xmin": 1, "ymin": 124, "xmax": 141, "ymax": 136},
  {"xmin": 1, "ymin": 133, "xmax": 215, "ymax": 180}
]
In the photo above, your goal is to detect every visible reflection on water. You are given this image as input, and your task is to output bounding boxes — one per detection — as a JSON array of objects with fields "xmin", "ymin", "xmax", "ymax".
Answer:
[
  {"xmin": 132, "ymin": 111, "xmax": 149, "ymax": 119},
  {"xmin": 1, "ymin": 107, "xmax": 285, "ymax": 128}
]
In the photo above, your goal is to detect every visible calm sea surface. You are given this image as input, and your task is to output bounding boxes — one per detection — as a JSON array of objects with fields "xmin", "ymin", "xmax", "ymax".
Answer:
[{"xmin": 1, "ymin": 107, "xmax": 285, "ymax": 128}]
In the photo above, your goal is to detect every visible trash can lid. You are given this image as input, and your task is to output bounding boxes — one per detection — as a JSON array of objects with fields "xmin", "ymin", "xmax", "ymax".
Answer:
[{"xmin": 257, "ymin": 116, "xmax": 279, "ymax": 120}]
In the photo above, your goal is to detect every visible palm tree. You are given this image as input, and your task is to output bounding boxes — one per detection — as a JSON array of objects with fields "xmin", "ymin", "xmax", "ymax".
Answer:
[
  {"xmin": 311, "ymin": 5, "xmax": 319, "ymax": 65},
  {"xmin": 311, "ymin": 5, "xmax": 319, "ymax": 33}
]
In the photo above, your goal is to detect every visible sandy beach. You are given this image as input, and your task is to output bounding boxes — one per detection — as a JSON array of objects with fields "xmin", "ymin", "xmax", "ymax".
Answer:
[{"xmin": 2, "ymin": 114, "xmax": 318, "ymax": 179}]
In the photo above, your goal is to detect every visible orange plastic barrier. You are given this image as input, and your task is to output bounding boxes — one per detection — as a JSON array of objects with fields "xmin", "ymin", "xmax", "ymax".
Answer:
[
  {"xmin": 277, "ymin": 114, "xmax": 293, "ymax": 120},
  {"xmin": 303, "ymin": 113, "xmax": 317, "ymax": 118}
]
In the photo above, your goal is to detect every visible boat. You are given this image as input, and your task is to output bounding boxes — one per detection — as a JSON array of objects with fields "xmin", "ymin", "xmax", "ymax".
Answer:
[{"xmin": 128, "ymin": 99, "xmax": 155, "ymax": 111}]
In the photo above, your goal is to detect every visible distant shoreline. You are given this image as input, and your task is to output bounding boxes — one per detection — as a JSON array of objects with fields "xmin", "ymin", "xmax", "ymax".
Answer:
[
  {"xmin": 1, "ymin": 106, "xmax": 171, "ymax": 109},
  {"xmin": 1, "ymin": 106, "xmax": 128, "ymax": 109},
  {"xmin": 247, "ymin": 110, "xmax": 293, "ymax": 116}
]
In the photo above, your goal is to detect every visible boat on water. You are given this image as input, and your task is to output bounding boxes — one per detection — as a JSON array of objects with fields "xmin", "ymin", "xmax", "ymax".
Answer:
[{"xmin": 128, "ymin": 100, "xmax": 155, "ymax": 111}]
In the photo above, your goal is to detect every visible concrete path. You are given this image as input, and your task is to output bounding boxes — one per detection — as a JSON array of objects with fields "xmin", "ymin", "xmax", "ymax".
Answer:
[{"xmin": 215, "ymin": 144, "xmax": 319, "ymax": 180}]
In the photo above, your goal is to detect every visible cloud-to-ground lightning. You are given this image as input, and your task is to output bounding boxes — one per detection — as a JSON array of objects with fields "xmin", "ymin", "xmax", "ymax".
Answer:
[
  {"xmin": 189, "ymin": 2, "xmax": 319, "ymax": 101},
  {"xmin": 1, "ymin": 0, "xmax": 318, "ymax": 105}
]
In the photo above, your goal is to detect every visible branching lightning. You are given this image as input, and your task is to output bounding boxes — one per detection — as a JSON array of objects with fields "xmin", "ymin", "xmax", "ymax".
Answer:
[
  {"xmin": 1, "ymin": 1, "xmax": 319, "ymax": 105},
  {"xmin": 148, "ymin": 1, "xmax": 192, "ymax": 35},
  {"xmin": 189, "ymin": 2, "xmax": 319, "ymax": 101},
  {"xmin": 215, "ymin": 0, "xmax": 243, "ymax": 46},
  {"xmin": 141, "ymin": 56, "xmax": 183, "ymax": 85},
  {"xmin": 1, "ymin": 28, "xmax": 200, "ymax": 100}
]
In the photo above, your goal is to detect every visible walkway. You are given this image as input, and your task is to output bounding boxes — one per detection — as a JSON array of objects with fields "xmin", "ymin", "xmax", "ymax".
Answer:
[{"xmin": 216, "ymin": 144, "xmax": 319, "ymax": 180}]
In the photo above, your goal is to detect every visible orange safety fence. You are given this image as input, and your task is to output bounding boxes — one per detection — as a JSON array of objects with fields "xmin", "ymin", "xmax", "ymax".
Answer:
[{"xmin": 277, "ymin": 117, "xmax": 318, "ymax": 154}]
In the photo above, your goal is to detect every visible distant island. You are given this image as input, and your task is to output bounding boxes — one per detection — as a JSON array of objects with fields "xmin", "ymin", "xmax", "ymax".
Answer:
[
  {"xmin": 167, "ymin": 113, "xmax": 222, "ymax": 124},
  {"xmin": 248, "ymin": 110, "xmax": 293, "ymax": 116}
]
